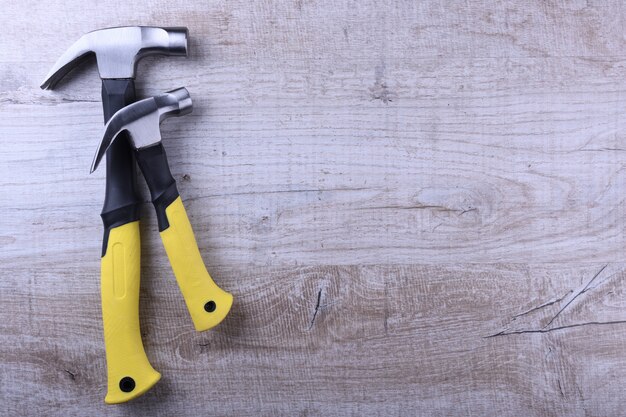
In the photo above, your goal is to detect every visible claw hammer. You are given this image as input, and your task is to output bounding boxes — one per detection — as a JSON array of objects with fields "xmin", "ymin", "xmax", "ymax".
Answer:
[
  {"xmin": 41, "ymin": 26, "xmax": 188, "ymax": 403},
  {"xmin": 91, "ymin": 87, "xmax": 233, "ymax": 373}
]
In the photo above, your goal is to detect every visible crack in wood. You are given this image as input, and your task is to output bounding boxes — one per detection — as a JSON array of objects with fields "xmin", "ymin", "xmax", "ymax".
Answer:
[
  {"xmin": 354, "ymin": 204, "xmax": 473, "ymax": 213},
  {"xmin": 512, "ymin": 290, "xmax": 573, "ymax": 319},
  {"xmin": 183, "ymin": 187, "xmax": 375, "ymax": 203},
  {"xmin": 308, "ymin": 289, "xmax": 323, "ymax": 330},
  {"xmin": 486, "ymin": 264, "xmax": 619, "ymax": 337},
  {"xmin": 544, "ymin": 264, "xmax": 608, "ymax": 328},
  {"xmin": 484, "ymin": 319, "xmax": 626, "ymax": 338}
]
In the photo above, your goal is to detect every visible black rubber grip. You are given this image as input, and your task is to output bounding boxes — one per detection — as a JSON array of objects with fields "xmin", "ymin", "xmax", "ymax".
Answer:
[
  {"xmin": 135, "ymin": 143, "xmax": 180, "ymax": 232},
  {"xmin": 100, "ymin": 79, "xmax": 142, "ymax": 256}
]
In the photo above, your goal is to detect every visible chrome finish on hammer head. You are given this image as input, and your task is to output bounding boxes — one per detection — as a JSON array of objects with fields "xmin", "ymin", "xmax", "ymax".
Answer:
[
  {"xmin": 41, "ymin": 26, "xmax": 188, "ymax": 89},
  {"xmin": 90, "ymin": 88, "xmax": 193, "ymax": 173}
]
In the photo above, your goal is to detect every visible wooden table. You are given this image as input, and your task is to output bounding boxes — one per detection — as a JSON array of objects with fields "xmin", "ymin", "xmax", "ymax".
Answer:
[{"xmin": 2, "ymin": 1, "xmax": 626, "ymax": 415}]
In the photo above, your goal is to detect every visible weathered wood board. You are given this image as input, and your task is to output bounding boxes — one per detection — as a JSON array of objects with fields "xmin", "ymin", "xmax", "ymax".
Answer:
[{"xmin": 2, "ymin": 1, "xmax": 626, "ymax": 415}]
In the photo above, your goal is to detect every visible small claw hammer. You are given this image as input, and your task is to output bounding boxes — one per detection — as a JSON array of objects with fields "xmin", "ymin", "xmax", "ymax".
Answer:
[{"xmin": 91, "ymin": 87, "xmax": 233, "ymax": 344}]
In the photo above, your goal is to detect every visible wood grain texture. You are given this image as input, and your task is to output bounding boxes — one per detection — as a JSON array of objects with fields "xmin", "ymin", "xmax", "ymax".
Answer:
[{"xmin": 2, "ymin": 0, "xmax": 626, "ymax": 415}]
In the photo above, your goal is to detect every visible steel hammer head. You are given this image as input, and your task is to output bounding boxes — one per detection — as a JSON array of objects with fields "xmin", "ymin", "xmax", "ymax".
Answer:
[
  {"xmin": 41, "ymin": 26, "xmax": 188, "ymax": 89},
  {"xmin": 90, "ymin": 87, "xmax": 192, "ymax": 173}
]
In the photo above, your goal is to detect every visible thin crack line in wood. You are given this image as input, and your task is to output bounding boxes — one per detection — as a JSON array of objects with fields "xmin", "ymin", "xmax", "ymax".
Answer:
[
  {"xmin": 0, "ymin": 96, "xmax": 100, "ymax": 105},
  {"xmin": 308, "ymin": 289, "xmax": 323, "ymax": 330},
  {"xmin": 512, "ymin": 290, "xmax": 573, "ymax": 319},
  {"xmin": 185, "ymin": 187, "xmax": 374, "ymax": 202},
  {"xmin": 544, "ymin": 264, "xmax": 608, "ymax": 328},
  {"xmin": 484, "ymin": 319, "xmax": 626, "ymax": 338},
  {"xmin": 354, "ymin": 205, "xmax": 476, "ymax": 214}
]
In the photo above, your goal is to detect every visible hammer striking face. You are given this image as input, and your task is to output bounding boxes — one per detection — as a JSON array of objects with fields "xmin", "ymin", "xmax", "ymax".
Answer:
[{"xmin": 41, "ymin": 26, "xmax": 187, "ymax": 89}]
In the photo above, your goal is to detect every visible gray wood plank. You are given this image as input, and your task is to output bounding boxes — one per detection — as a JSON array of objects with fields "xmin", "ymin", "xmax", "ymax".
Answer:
[
  {"xmin": 2, "ymin": 0, "xmax": 626, "ymax": 415},
  {"xmin": 3, "ymin": 1, "xmax": 626, "ymax": 265},
  {"xmin": 3, "ymin": 264, "xmax": 626, "ymax": 416}
]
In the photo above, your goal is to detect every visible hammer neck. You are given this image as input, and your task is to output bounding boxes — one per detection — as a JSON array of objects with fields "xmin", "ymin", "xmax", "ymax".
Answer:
[
  {"xmin": 101, "ymin": 79, "xmax": 136, "ymax": 122},
  {"xmin": 100, "ymin": 78, "xmax": 141, "ymax": 257}
]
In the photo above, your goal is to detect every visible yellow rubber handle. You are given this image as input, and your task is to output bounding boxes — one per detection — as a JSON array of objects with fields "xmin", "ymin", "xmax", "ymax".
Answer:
[
  {"xmin": 101, "ymin": 221, "xmax": 160, "ymax": 404},
  {"xmin": 160, "ymin": 197, "xmax": 233, "ymax": 331}
]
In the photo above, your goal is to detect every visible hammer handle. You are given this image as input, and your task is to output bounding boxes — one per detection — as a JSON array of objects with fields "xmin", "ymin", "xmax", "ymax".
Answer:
[
  {"xmin": 99, "ymin": 79, "xmax": 157, "ymax": 403},
  {"xmin": 100, "ymin": 221, "xmax": 160, "ymax": 404},
  {"xmin": 136, "ymin": 143, "xmax": 233, "ymax": 331}
]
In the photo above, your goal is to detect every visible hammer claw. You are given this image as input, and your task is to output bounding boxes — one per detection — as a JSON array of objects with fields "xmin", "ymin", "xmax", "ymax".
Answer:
[
  {"xmin": 40, "ymin": 35, "xmax": 93, "ymax": 89},
  {"xmin": 91, "ymin": 120, "xmax": 124, "ymax": 173}
]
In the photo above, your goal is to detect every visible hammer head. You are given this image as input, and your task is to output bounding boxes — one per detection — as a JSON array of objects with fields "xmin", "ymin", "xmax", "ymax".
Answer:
[
  {"xmin": 41, "ymin": 26, "xmax": 188, "ymax": 89},
  {"xmin": 90, "ymin": 87, "xmax": 192, "ymax": 173}
]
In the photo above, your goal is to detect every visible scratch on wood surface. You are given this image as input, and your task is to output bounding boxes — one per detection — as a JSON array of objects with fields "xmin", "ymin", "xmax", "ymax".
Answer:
[
  {"xmin": 63, "ymin": 369, "xmax": 76, "ymax": 381},
  {"xmin": 488, "ymin": 264, "xmax": 619, "ymax": 337},
  {"xmin": 557, "ymin": 379, "xmax": 564, "ymax": 398},
  {"xmin": 185, "ymin": 187, "xmax": 374, "ymax": 202},
  {"xmin": 512, "ymin": 290, "xmax": 572, "ymax": 319},
  {"xmin": 355, "ymin": 204, "xmax": 475, "ymax": 214},
  {"xmin": 544, "ymin": 264, "xmax": 608, "ymax": 328},
  {"xmin": 308, "ymin": 288, "xmax": 323, "ymax": 330},
  {"xmin": 485, "ymin": 320, "xmax": 626, "ymax": 338},
  {"xmin": 0, "ymin": 92, "xmax": 100, "ymax": 106}
]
